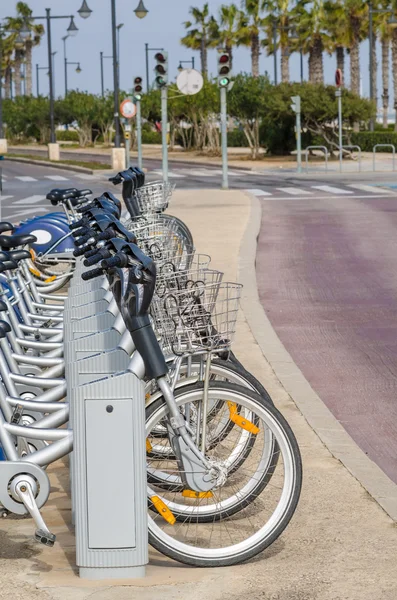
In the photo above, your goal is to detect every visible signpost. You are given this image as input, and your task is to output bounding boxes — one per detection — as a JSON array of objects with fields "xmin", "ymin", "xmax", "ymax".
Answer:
[
  {"xmin": 120, "ymin": 99, "xmax": 136, "ymax": 169},
  {"xmin": 335, "ymin": 68, "xmax": 343, "ymax": 172},
  {"xmin": 291, "ymin": 96, "xmax": 302, "ymax": 174}
]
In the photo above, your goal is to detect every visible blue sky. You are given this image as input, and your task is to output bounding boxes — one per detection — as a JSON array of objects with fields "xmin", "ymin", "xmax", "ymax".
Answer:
[{"xmin": 0, "ymin": 0, "xmax": 386, "ymax": 107}]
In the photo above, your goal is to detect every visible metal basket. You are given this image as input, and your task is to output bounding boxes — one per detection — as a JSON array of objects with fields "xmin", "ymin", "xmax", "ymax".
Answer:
[
  {"xmin": 151, "ymin": 281, "xmax": 242, "ymax": 355},
  {"xmin": 133, "ymin": 181, "xmax": 175, "ymax": 214},
  {"xmin": 155, "ymin": 254, "xmax": 213, "ymax": 297}
]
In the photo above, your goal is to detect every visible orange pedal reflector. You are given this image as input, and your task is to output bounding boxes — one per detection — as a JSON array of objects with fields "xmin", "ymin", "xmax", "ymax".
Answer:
[
  {"xmin": 151, "ymin": 496, "xmax": 176, "ymax": 525},
  {"xmin": 146, "ymin": 438, "xmax": 152, "ymax": 452},
  {"xmin": 44, "ymin": 276, "xmax": 57, "ymax": 283},
  {"xmin": 182, "ymin": 490, "xmax": 213, "ymax": 499},
  {"xmin": 227, "ymin": 402, "xmax": 260, "ymax": 435}
]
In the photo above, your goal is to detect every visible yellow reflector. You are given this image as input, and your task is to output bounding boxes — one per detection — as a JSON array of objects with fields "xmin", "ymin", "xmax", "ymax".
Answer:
[
  {"xmin": 227, "ymin": 401, "xmax": 260, "ymax": 435},
  {"xmin": 145, "ymin": 392, "xmax": 151, "ymax": 401},
  {"xmin": 29, "ymin": 267, "xmax": 42, "ymax": 277},
  {"xmin": 146, "ymin": 438, "xmax": 152, "ymax": 452},
  {"xmin": 29, "ymin": 248, "xmax": 36, "ymax": 261},
  {"xmin": 44, "ymin": 276, "xmax": 57, "ymax": 283},
  {"xmin": 182, "ymin": 489, "xmax": 213, "ymax": 499},
  {"xmin": 151, "ymin": 496, "xmax": 176, "ymax": 525}
]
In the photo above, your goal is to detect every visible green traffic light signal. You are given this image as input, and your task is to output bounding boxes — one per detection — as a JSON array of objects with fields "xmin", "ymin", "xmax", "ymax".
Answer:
[
  {"xmin": 134, "ymin": 93, "xmax": 142, "ymax": 101},
  {"xmin": 219, "ymin": 77, "xmax": 230, "ymax": 87}
]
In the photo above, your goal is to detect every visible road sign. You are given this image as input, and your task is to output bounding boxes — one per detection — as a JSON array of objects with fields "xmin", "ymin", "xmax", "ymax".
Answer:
[
  {"xmin": 335, "ymin": 68, "xmax": 343, "ymax": 87},
  {"xmin": 176, "ymin": 68, "xmax": 204, "ymax": 96},
  {"xmin": 120, "ymin": 98, "xmax": 137, "ymax": 119}
]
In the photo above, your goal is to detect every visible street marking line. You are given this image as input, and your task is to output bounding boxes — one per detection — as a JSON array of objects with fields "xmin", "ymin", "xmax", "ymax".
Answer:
[
  {"xmin": 0, "ymin": 196, "xmax": 14, "ymax": 201},
  {"xmin": 7, "ymin": 208, "xmax": 47, "ymax": 220},
  {"xmin": 246, "ymin": 189, "xmax": 273, "ymax": 197},
  {"xmin": 15, "ymin": 176, "xmax": 38, "ymax": 182},
  {"xmin": 312, "ymin": 185, "xmax": 353, "ymax": 194},
  {"xmin": 348, "ymin": 184, "xmax": 394, "ymax": 194},
  {"xmin": 44, "ymin": 175, "xmax": 70, "ymax": 181},
  {"xmin": 277, "ymin": 187, "xmax": 311, "ymax": 195},
  {"xmin": 261, "ymin": 194, "xmax": 395, "ymax": 201},
  {"xmin": 74, "ymin": 174, "xmax": 97, "ymax": 180},
  {"xmin": 151, "ymin": 170, "xmax": 185, "ymax": 178},
  {"xmin": 14, "ymin": 195, "xmax": 46, "ymax": 205}
]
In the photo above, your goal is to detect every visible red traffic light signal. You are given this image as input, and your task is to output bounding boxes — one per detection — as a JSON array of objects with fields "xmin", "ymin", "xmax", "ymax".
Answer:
[
  {"xmin": 218, "ymin": 52, "xmax": 231, "ymax": 87},
  {"xmin": 154, "ymin": 52, "xmax": 166, "ymax": 63},
  {"xmin": 219, "ymin": 54, "xmax": 229, "ymax": 64}
]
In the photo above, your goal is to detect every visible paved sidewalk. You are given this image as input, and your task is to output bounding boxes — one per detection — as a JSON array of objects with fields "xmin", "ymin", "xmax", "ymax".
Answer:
[{"xmin": 0, "ymin": 190, "xmax": 396, "ymax": 600}]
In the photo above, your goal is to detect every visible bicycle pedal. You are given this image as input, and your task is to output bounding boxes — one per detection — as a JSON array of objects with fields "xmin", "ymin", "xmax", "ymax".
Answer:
[
  {"xmin": 11, "ymin": 404, "xmax": 24, "ymax": 425},
  {"xmin": 35, "ymin": 529, "xmax": 56, "ymax": 547}
]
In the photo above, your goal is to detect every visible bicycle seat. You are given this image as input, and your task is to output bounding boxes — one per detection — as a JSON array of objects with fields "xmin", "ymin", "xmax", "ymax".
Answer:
[
  {"xmin": 7, "ymin": 249, "xmax": 31, "ymax": 262},
  {"xmin": 46, "ymin": 188, "xmax": 78, "ymax": 205},
  {"xmin": 0, "ymin": 300, "xmax": 7, "ymax": 311},
  {"xmin": 0, "ymin": 320, "xmax": 11, "ymax": 338},
  {"xmin": 0, "ymin": 234, "xmax": 37, "ymax": 249},
  {"xmin": 0, "ymin": 222, "xmax": 15, "ymax": 234}
]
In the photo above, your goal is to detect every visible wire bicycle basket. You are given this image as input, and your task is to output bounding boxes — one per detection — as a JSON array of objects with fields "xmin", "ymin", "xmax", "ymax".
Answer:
[{"xmin": 133, "ymin": 181, "xmax": 175, "ymax": 214}]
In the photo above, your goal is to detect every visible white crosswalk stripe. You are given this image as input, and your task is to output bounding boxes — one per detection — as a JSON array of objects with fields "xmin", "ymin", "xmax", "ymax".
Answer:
[
  {"xmin": 44, "ymin": 175, "xmax": 70, "ymax": 181},
  {"xmin": 74, "ymin": 174, "xmax": 97, "ymax": 180},
  {"xmin": 348, "ymin": 184, "xmax": 393, "ymax": 195},
  {"xmin": 14, "ymin": 195, "xmax": 46, "ymax": 205},
  {"xmin": 312, "ymin": 185, "xmax": 353, "ymax": 195},
  {"xmin": 8, "ymin": 208, "xmax": 47, "ymax": 219},
  {"xmin": 277, "ymin": 187, "xmax": 311, "ymax": 195},
  {"xmin": 151, "ymin": 170, "xmax": 185, "ymax": 178},
  {"xmin": 0, "ymin": 195, "xmax": 14, "ymax": 201},
  {"xmin": 246, "ymin": 189, "xmax": 272, "ymax": 197},
  {"xmin": 15, "ymin": 176, "xmax": 38, "ymax": 182}
]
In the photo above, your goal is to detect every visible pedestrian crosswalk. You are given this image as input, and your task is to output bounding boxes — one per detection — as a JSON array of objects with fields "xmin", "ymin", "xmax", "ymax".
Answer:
[{"xmin": 245, "ymin": 183, "xmax": 396, "ymax": 199}]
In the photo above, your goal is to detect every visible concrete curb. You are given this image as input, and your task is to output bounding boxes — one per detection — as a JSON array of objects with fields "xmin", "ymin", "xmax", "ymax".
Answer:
[
  {"xmin": 5, "ymin": 156, "xmax": 96, "ymax": 174},
  {"xmin": 238, "ymin": 191, "xmax": 397, "ymax": 521}
]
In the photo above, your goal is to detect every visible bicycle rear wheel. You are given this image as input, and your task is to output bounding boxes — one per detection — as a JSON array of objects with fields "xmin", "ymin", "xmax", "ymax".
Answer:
[{"xmin": 146, "ymin": 381, "xmax": 302, "ymax": 567}]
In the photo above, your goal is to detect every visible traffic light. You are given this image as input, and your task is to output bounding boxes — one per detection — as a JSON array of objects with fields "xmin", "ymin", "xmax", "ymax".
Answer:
[
  {"xmin": 154, "ymin": 52, "xmax": 168, "ymax": 88},
  {"xmin": 291, "ymin": 95, "xmax": 301, "ymax": 113},
  {"xmin": 134, "ymin": 76, "xmax": 143, "ymax": 100},
  {"xmin": 218, "ymin": 51, "xmax": 231, "ymax": 87}
]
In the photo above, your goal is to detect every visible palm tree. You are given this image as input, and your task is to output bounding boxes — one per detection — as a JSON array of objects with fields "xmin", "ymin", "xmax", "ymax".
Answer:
[
  {"xmin": 343, "ymin": 0, "xmax": 368, "ymax": 96},
  {"xmin": 181, "ymin": 4, "xmax": 216, "ymax": 77},
  {"xmin": 263, "ymin": 0, "xmax": 296, "ymax": 83},
  {"xmin": 5, "ymin": 2, "xmax": 44, "ymax": 96},
  {"xmin": 238, "ymin": 0, "xmax": 267, "ymax": 78},
  {"xmin": 209, "ymin": 4, "xmax": 246, "ymax": 70},
  {"xmin": 296, "ymin": 0, "xmax": 331, "ymax": 84},
  {"xmin": 324, "ymin": 0, "xmax": 348, "ymax": 80},
  {"xmin": 0, "ymin": 34, "xmax": 14, "ymax": 99}
]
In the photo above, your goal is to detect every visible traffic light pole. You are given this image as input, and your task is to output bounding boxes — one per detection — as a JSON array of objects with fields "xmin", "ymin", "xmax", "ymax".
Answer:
[
  {"xmin": 136, "ymin": 99, "xmax": 143, "ymax": 169},
  {"xmin": 295, "ymin": 109, "xmax": 302, "ymax": 174},
  {"xmin": 220, "ymin": 86, "xmax": 228, "ymax": 190},
  {"xmin": 161, "ymin": 86, "xmax": 168, "ymax": 184},
  {"xmin": 336, "ymin": 89, "xmax": 343, "ymax": 172}
]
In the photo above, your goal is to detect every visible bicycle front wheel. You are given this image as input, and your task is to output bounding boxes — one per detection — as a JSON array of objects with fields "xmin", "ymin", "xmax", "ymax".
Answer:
[{"xmin": 146, "ymin": 381, "xmax": 302, "ymax": 567}]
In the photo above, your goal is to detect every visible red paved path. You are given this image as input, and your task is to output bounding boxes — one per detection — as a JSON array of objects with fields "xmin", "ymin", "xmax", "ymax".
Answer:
[{"xmin": 256, "ymin": 194, "xmax": 397, "ymax": 483}]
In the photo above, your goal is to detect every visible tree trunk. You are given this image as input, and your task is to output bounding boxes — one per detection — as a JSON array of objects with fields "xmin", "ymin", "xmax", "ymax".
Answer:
[
  {"xmin": 308, "ymin": 37, "xmax": 323, "ymax": 83},
  {"xmin": 371, "ymin": 32, "xmax": 378, "ymax": 111},
  {"xmin": 226, "ymin": 43, "xmax": 233, "ymax": 71},
  {"xmin": 350, "ymin": 18, "xmax": 360, "ymax": 95},
  {"xmin": 14, "ymin": 50, "xmax": 22, "ymax": 97},
  {"xmin": 4, "ymin": 67, "xmax": 11, "ymax": 99},
  {"xmin": 382, "ymin": 38, "xmax": 389, "ymax": 129},
  {"xmin": 25, "ymin": 40, "xmax": 33, "ymax": 96},
  {"xmin": 281, "ymin": 44, "xmax": 289, "ymax": 82},
  {"xmin": 392, "ymin": 28, "xmax": 397, "ymax": 130},
  {"xmin": 336, "ymin": 46, "xmax": 344, "ymax": 80},
  {"xmin": 251, "ymin": 32, "xmax": 260, "ymax": 78},
  {"xmin": 200, "ymin": 35, "xmax": 208, "ymax": 78}
]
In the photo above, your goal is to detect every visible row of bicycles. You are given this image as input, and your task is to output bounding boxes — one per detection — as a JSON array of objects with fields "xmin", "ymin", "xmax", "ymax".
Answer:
[{"xmin": 0, "ymin": 166, "xmax": 302, "ymax": 568}]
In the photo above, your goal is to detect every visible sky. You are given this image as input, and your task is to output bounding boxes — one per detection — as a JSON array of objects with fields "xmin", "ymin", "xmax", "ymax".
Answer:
[{"xmin": 0, "ymin": 0, "xmax": 389, "ymax": 110}]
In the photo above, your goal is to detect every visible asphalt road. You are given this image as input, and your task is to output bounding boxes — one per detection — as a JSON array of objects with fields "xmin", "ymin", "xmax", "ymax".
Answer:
[{"xmin": 256, "ymin": 189, "xmax": 397, "ymax": 485}]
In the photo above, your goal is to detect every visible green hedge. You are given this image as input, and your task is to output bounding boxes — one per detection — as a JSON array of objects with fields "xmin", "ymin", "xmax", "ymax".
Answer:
[
  {"xmin": 351, "ymin": 131, "xmax": 397, "ymax": 152},
  {"xmin": 142, "ymin": 130, "xmax": 162, "ymax": 144},
  {"xmin": 227, "ymin": 129, "xmax": 249, "ymax": 147},
  {"xmin": 56, "ymin": 129, "xmax": 79, "ymax": 142}
]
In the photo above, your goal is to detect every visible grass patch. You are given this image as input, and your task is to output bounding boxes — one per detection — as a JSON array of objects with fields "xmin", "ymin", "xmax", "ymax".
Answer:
[{"xmin": 7, "ymin": 153, "xmax": 111, "ymax": 170}]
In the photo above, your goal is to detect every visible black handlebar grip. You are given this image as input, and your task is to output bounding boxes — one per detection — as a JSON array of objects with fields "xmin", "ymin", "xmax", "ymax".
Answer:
[
  {"xmin": 83, "ymin": 246, "xmax": 101, "ymax": 259},
  {"xmin": 73, "ymin": 245, "xmax": 90, "ymax": 258},
  {"xmin": 76, "ymin": 202, "xmax": 95, "ymax": 214},
  {"xmin": 81, "ymin": 267, "xmax": 104, "ymax": 281},
  {"xmin": 69, "ymin": 218, "xmax": 88, "ymax": 230},
  {"xmin": 83, "ymin": 247, "xmax": 111, "ymax": 267},
  {"xmin": 84, "ymin": 254, "xmax": 102, "ymax": 267},
  {"xmin": 97, "ymin": 229, "xmax": 115, "ymax": 242},
  {"xmin": 72, "ymin": 227, "xmax": 90, "ymax": 238},
  {"xmin": 75, "ymin": 234, "xmax": 93, "ymax": 247},
  {"xmin": 101, "ymin": 253, "xmax": 124, "ymax": 269}
]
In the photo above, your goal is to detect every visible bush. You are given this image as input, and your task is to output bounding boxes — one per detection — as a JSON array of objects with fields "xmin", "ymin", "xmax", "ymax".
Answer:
[
  {"xmin": 56, "ymin": 130, "xmax": 79, "ymax": 142},
  {"xmin": 227, "ymin": 129, "xmax": 249, "ymax": 147},
  {"xmin": 142, "ymin": 129, "xmax": 162, "ymax": 144},
  {"xmin": 351, "ymin": 131, "xmax": 397, "ymax": 152}
]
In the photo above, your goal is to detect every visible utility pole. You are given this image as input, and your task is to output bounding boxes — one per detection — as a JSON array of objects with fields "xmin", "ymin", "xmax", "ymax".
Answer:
[
  {"xmin": 291, "ymin": 96, "xmax": 302, "ymax": 174},
  {"xmin": 111, "ymin": 0, "xmax": 120, "ymax": 147}
]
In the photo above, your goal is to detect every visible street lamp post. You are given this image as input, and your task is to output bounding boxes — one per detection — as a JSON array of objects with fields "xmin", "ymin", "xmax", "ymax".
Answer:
[
  {"xmin": 116, "ymin": 23, "xmax": 124, "ymax": 83},
  {"xmin": 178, "ymin": 58, "xmax": 195, "ymax": 72},
  {"xmin": 62, "ymin": 35, "xmax": 69, "ymax": 96},
  {"xmin": 31, "ymin": 2, "xmax": 92, "ymax": 143},
  {"xmin": 100, "ymin": 52, "xmax": 112, "ymax": 97},
  {"xmin": 145, "ymin": 43, "xmax": 164, "ymax": 92}
]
